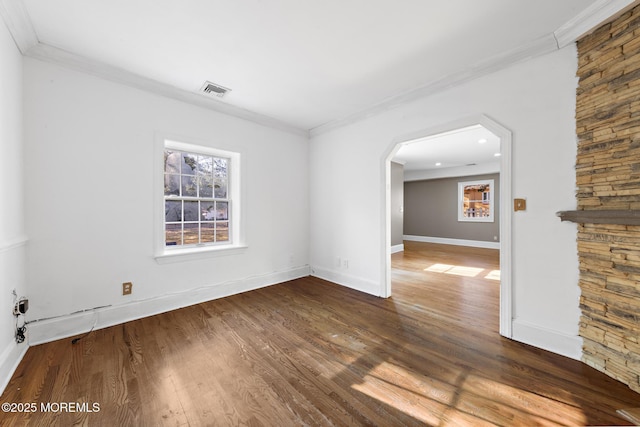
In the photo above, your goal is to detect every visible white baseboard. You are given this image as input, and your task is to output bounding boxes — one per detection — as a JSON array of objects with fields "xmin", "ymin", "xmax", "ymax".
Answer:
[
  {"xmin": 391, "ymin": 244, "xmax": 404, "ymax": 254},
  {"xmin": 311, "ymin": 267, "xmax": 381, "ymax": 297},
  {"xmin": 512, "ymin": 319, "xmax": 583, "ymax": 360},
  {"xmin": 0, "ymin": 341, "xmax": 28, "ymax": 395},
  {"xmin": 0, "ymin": 237, "xmax": 28, "ymax": 395},
  {"xmin": 403, "ymin": 235, "xmax": 500, "ymax": 250},
  {"xmin": 28, "ymin": 266, "xmax": 310, "ymax": 346}
]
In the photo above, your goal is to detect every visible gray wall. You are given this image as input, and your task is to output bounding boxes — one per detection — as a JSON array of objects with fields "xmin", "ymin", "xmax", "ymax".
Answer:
[
  {"xmin": 390, "ymin": 162, "xmax": 404, "ymax": 246},
  {"xmin": 404, "ymin": 173, "xmax": 500, "ymax": 242}
]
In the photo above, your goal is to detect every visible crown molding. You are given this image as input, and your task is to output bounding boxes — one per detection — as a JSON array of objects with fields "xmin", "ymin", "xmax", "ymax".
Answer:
[
  {"xmin": 554, "ymin": 0, "xmax": 637, "ymax": 48},
  {"xmin": 3, "ymin": 0, "xmax": 635, "ymax": 139},
  {"xmin": 0, "ymin": 1, "xmax": 304, "ymax": 137},
  {"xmin": 25, "ymin": 43, "xmax": 308, "ymax": 137},
  {"xmin": 310, "ymin": 34, "xmax": 558, "ymax": 138},
  {"xmin": 0, "ymin": 0, "xmax": 37, "ymax": 53},
  {"xmin": 311, "ymin": 1, "xmax": 639, "ymax": 138}
]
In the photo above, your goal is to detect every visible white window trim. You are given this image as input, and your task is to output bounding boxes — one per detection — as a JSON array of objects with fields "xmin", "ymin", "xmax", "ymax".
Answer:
[
  {"xmin": 457, "ymin": 179, "xmax": 495, "ymax": 223},
  {"xmin": 154, "ymin": 135, "xmax": 246, "ymax": 262}
]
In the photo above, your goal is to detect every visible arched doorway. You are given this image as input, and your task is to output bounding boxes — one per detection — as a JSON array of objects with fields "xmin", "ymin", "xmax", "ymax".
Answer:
[{"xmin": 382, "ymin": 114, "xmax": 513, "ymax": 337}]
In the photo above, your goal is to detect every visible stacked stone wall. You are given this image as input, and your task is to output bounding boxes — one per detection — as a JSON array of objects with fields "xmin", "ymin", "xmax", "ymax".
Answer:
[{"xmin": 576, "ymin": 5, "xmax": 640, "ymax": 392}]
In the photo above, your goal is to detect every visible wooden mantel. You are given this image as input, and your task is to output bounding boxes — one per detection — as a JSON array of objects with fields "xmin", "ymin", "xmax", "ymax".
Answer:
[{"xmin": 556, "ymin": 210, "xmax": 640, "ymax": 225}]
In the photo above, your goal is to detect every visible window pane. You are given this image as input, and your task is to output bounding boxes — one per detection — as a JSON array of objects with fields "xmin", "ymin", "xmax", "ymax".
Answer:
[
  {"xmin": 201, "ymin": 202, "xmax": 216, "ymax": 221},
  {"xmin": 214, "ymin": 157, "xmax": 227, "ymax": 178},
  {"xmin": 214, "ymin": 178, "xmax": 227, "ymax": 198},
  {"xmin": 181, "ymin": 152, "xmax": 197, "ymax": 175},
  {"xmin": 183, "ymin": 223, "xmax": 199, "ymax": 245},
  {"xmin": 164, "ymin": 174, "xmax": 180, "ymax": 196},
  {"xmin": 182, "ymin": 175, "xmax": 197, "ymax": 197},
  {"xmin": 199, "ymin": 175, "xmax": 214, "ymax": 198},
  {"xmin": 216, "ymin": 201, "xmax": 228, "ymax": 220},
  {"xmin": 184, "ymin": 201, "xmax": 199, "ymax": 221},
  {"xmin": 216, "ymin": 222, "xmax": 229, "ymax": 242},
  {"xmin": 165, "ymin": 223, "xmax": 182, "ymax": 246},
  {"xmin": 463, "ymin": 183, "xmax": 491, "ymax": 218},
  {"xmin": 164, "ymin": 151, "xmax": 181, "ymax": 174},
  {"xmin": 165, "ymin": 201, "xmax": 182, "ymax": 222},
  {"xmin": 198, "ymin": 155, "xmax": 213, "ymax": 174},
  {"xmin": 201, "ymin": 223, "xmax": 215, "ymax": 243},
  {"xmin": 163, "ymin": 145, "xmax": 235, "ymax": 250}
]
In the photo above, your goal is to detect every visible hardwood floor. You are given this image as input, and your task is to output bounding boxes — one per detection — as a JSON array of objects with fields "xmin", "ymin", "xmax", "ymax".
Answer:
[{"xmin": 2, "ymin": 241, "xmax": 639, "ymax": 426}]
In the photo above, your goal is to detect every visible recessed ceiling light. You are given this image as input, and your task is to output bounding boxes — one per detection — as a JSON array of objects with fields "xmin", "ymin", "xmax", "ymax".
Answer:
[
  {"xmin": 478, "ymin": 138, "xmax": 487, "ymax": 144},
  {"xmin": 435, "ymin": 162, "xmax": 442, "ymax": 166},
  {"xmin": 494, "ymin": 153, "xmax": 501, "ymax": 157}
]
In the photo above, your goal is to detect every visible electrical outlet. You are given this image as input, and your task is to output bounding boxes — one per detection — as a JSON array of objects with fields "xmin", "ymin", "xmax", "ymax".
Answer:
[
  {"xmin": 122, "ymin": 282, "xmax": 133, "ymax": 295},
  {"xmin": 13, "ymin": 298, "xmax": 28, "ymax": 315}
]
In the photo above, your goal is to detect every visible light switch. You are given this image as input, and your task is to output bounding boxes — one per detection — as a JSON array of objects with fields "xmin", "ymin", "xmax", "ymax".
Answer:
[{"xmin": 514, "ymin": 198, "xmax": 526, "ymax": 211}]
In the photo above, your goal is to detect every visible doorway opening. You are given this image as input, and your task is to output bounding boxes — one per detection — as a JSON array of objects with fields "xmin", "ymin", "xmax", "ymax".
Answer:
[{"xmin": 382, "ymin": 115, "xmax": 512, "ymax": 337}]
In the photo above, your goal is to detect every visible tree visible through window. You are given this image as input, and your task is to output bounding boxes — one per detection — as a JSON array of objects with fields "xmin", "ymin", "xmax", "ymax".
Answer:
[{"xmin": 164, "ymin": 149, "xmax": 230, "ymax": 246}]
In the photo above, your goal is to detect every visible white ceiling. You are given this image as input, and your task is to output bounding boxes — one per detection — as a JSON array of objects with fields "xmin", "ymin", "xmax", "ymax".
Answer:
[
  {"xmin": 393, "ymin": 125, "xmax": 501, "ymax": 173},
  {"xmin": 7, "ymin": 0, "xmax": 619, "ymax": 134}
]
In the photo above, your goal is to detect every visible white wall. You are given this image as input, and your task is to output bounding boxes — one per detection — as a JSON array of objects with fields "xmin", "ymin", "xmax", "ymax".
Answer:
[
  {"xmin": 0, "ymin": 18, "xmax": 28, "ymax": 391},
  {"xmin": 23, "ymin": 58, "xmax": 309, "ymax": 343},
  {"xmin": 309, "ymin": 45, "xmax": 582, "ymax": 358},
  {"xmin": 390, "ymin": 161, "xmax": 404, "ymax": 248},
  {"xmin": 3, "ymin": 33, "xmax": 584, "ymax": 393}
]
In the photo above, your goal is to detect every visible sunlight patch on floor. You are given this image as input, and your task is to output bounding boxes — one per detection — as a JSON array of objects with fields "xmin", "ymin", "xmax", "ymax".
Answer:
[
  {"xmin": 423, "ymin": 263, "xmax": 502, "ymax": 280},
  {"xmin": 484, "ymin": 269, "xmax": 500, "ymax": 280},
  {"xmin": 352, "ymin": 364, "xmax": 589, "ymax": 426},
  {"xmin": 458, "ymin": 372, "xmax": 589, "ymax": 426},
  {"xmin": 350, "ymin": 360, "xmax": 451, "ymax": 425},
  {"xmin": 446, "ymin": 266, "xmax": 484, "ymax": 277},
  {"xmin": 424, "ymin": 263, "xmax": 454, "ymax": 273},
  {"xmin": 424, "ymin": 263, "xmax": 484, "ymax": 277}
]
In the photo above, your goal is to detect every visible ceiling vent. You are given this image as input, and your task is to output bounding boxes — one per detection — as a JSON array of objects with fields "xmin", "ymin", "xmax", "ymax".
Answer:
[{"xmin": 200, "ymin": 81, "xmax": 231, "ymax": 98}]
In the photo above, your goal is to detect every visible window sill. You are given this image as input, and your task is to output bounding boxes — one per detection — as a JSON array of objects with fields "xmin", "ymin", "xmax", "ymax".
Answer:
[{"xmin": 154, "ymin": 244, "xmax": 247, "ymax": 264}]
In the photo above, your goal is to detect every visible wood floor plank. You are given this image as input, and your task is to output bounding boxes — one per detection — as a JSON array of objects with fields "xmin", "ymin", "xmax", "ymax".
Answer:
[{"xmin": 2, "ymin": 241, "xmax": 639, "ymax": 426}]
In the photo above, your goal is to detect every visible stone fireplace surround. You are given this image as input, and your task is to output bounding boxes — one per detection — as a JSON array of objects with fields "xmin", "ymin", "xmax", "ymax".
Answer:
[{"xmin": 567, "ymin": 4, "xmax": 640, "ymax": 393}]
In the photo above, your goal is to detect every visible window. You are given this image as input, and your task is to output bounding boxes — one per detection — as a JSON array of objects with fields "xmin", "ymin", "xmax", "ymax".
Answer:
[
  {"xmin": 458, "ymin": 179, "xmax": 494, "ymax": 222},
  {"xmin": 156, "ymin": 137, "xmax": 243, "ymax": 260},
  {"xmin": 164, "ymin": 150, "xmax": 229, "ymax": 246}
]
